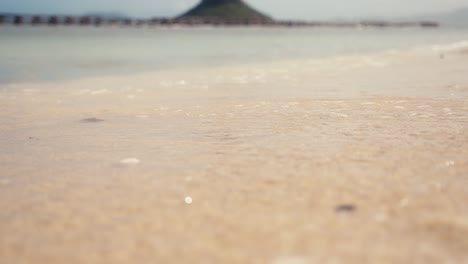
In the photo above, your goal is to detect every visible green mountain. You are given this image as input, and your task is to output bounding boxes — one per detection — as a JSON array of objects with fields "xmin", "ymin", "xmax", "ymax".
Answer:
[{"xmin": 180, "ymin": 0, "xmax": 272, "ymax": 21}]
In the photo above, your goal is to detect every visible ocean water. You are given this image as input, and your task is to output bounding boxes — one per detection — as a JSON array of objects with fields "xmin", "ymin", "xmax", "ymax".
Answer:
[{"xmin": 0, "ymin": 26, "xmax": 468, "ymax": 84}]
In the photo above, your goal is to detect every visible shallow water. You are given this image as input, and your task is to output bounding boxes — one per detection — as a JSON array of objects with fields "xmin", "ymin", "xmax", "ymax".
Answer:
[{"xmin": 1, "ymin": 26, "xmax": 468, "ymax": 83}]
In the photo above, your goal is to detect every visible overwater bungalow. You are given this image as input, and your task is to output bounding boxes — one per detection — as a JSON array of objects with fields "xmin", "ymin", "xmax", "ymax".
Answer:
[
  {"xmin": 107, "ymin": 18, "xmax": 120, "ymax": 26},
  {"xmin": 135, "ymin": 19, "xmax": 147, "ymax": 26},
  {"xmin": 122, "ymin": 19, "xmax": 133, "ymax": 26},
  {"xmin": 93, "ymin": 17, "xmax": 103, "ymax": 26},
  {"xmin": 31, "ymin": 16, "xmax": 43, "ymax": 25},
  {"xmin": 64, "ymin": 16, "xmax": 75, "ymax": 25},
  {"xmin": 79, "ymin": 16, "xmax": 91, "ymax": 25},
  {"xmin": 48, "ymin": 16, "xmax": 59, "ymax": 26},
  {"xmin": 149, "ymin": 18, "xmax": 163, "ymax": 26},
  {"xmin": 13, "ymin": 15, "xmax": 24, "ymax": 25}
]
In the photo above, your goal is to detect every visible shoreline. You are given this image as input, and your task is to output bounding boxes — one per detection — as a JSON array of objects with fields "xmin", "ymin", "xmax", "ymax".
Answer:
[
  {"xmin": 2, "ymin": 40, "xmax": 467, "ymax": 93},
  {"xmin": 2, "ymin": 26, "xmax": 467, "ymax": 86}
]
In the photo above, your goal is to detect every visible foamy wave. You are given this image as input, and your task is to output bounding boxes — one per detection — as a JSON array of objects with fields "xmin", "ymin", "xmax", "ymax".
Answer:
[{"xmin": 432, "ymin": 41, "xmax": 468, "ymax": 53}]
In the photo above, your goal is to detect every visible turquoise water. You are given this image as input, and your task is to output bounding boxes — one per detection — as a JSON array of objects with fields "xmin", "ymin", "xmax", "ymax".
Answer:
[{"xmin": 0, "ymin": 26, "xmax": 467, "ymax": 83}]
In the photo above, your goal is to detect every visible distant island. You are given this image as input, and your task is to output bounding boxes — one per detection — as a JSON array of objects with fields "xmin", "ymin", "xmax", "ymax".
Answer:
[
  {"xmin": 180, "ymin": 0, "xmax": 272, "ymax": 23},
  {"xmin": 0, "ymin": 0, "xmax": 440, "ymax": 28}
]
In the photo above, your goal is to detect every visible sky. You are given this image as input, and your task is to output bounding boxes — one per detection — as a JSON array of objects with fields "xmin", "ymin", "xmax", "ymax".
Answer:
[{"xmin": 1, "ymin": 0, "xmax": 467, "ymax": 20}]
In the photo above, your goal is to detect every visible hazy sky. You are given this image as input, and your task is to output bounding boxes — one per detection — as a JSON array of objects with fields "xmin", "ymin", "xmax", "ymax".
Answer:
[{"xmin": 1, "ymin": 0, "xmax": 467, "ymax": 19}]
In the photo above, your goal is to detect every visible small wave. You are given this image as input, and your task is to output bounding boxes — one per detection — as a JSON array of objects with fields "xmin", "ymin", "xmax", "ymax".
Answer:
[{"xmin": 432, "ymin": 41, "xmax": 468, "ymax": 53}]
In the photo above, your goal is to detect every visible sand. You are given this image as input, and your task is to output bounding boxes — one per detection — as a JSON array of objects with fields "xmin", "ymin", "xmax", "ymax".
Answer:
[{"xmin": 1, "ymin": 45, "xmax": 468, "ymax": 264}]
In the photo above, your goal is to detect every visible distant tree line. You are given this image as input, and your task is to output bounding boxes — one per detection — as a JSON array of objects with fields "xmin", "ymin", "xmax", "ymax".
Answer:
[{"xmin": 0, "ymin": 14, "xmax": 439, "ymax": 28}]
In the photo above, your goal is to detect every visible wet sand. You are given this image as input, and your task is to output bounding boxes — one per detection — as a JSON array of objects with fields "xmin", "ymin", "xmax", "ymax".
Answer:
[{"xmin": 1, "ymin": 46, "xmax": 468, "ymax": 264}]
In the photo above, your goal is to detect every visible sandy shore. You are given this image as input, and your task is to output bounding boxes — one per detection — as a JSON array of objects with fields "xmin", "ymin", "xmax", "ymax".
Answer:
[{"xmin": 1, "ymin": 45, "xmax": 468, "ymax": 264}]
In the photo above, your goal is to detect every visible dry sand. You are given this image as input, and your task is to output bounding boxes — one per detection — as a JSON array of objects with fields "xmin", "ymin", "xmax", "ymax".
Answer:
[{"xmin": 1, "ymin": 46, "xmax": 468, "ymax": 264}]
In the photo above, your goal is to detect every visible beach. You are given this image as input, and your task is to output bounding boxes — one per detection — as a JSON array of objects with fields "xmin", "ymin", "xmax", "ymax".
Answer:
[{"xmin": 1, "ymin": 29, "xmax": 468, "ymax": 263}]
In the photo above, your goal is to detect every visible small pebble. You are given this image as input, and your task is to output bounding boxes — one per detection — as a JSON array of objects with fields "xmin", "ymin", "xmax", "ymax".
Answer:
[
  {"xmin": 335, "ymin": 204, "xmax": 356, "ymax": 213},
  {"xmin": 120, "ymin": 158, "xmax": 141, "ymax": 166},
  {"xmin": 81, "ymin": 118, "xmax": 104, "ymax": 123},
  {"xmin": 185, "ymin": 196, "xmax": 193, "ymax": 204},
  {"xmin": 445, "ymin": 161, "xmax": 455, "ymax": 167}
]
